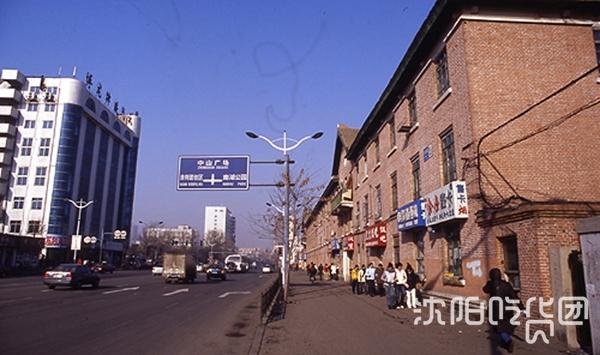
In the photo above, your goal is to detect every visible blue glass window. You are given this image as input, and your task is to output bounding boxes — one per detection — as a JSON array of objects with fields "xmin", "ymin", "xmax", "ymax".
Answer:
[{"xmin": 85, "ymin": 98, "xmax": 96, "ymax": 113}]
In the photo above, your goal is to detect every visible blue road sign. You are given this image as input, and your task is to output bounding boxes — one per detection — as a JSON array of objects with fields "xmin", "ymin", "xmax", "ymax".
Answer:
[{"xmin": 177, "ymin": 155, "xmax": 250, "ymax": 191}]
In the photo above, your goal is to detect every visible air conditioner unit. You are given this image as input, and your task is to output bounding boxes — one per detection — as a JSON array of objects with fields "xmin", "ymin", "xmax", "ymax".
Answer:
[
  {"xmin": 45, "ymin": 92, "xmax": 55, "ymax": 102},
  {"xmin": 26, "ymin": 92, "xmax": 37, "ymax": 101}
]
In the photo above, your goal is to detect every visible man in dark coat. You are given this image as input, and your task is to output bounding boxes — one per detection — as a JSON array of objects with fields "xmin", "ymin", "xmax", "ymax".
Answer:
[{"xmin": 483, "ymin": 268, "xmax": 524, "ymax": 353}]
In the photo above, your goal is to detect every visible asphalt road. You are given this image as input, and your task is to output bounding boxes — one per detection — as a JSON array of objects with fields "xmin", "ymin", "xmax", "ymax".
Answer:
[{"xmin": 0, "ymin": 270, "xmax": 277, "ymax": 355}]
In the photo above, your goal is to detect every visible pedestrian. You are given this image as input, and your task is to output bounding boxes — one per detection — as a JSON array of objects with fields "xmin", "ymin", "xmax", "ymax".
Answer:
[
  {"xmin": 365, "ymin": 263, "xmax": 376, "ymax": 297},
  {"xmin": 308, "ymin": 263, "xmax": 317, "ymax": 283},
  {"xmin": 406, "ymin": 263, "xmax": 420, "ymax": 308},
  {"xmin": 483, "ymin": 268, "xmax": 524, "ymax": 353},
  {"xmin": 395, "ymin": 262, "xmax": 408, "ymax": 308},
  {"xmin": 324, "ymin": 263, "xmax": 330, "ymax": 280},
  {"xmin": 375, "ymin": 263, "xmax": 385, "ymax": 296},
  {"xmin": 358, "ymin": 264, "xmax": 366, "ymax": 295},
  {"xmin": 318, "ymin": 264, "xmax": 324, "ymax": 281},
  {"xmin": 350, "ymin": 265, "xmax": 359, "ymax": 294},
  {"xmin": 330, "ymin": 264, "xmax": 337, "ymax": 281},
  {"xmin": 383, "ymin": 262, "xmax": 398, "ymax": 309}
]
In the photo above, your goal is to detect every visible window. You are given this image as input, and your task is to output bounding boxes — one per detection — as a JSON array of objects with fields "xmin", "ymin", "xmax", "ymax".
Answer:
[
  {"xmin": 13, "ymin": 197, "xmax": 25, "ymax": 209},
  {"xmin": 85, "ymin": 98, "xmax": 96, "ymax": 112},
  {"xmin": 29, "ymin": 86, "xmax": 41, "ymax": 94},
  {"xmin": 42, "ymin": 120, "xmax": 53, "ymax": 129},
  {"xmin": 44, "ymin": 104, "xmax": 56, "ymax": 112},
  {"xmin": 21, "ymin": 137, "xmax": 33, "ymax": 156},
  {"xmin": 390, "ymin": 172, "xmax": 398, "ymax": 211},
  {"xmin": 24, "ymin": 120, "xmax": 35, "ymax": 128},
  {"xmin": 447, "ymin": 231, "xmax": 462, "ymax": 277},
  {"xmin": 16, "ymin": 167, "xmax": 28, "ymax": 185},
  {"xmin": 374, "ymin": 185, "xmax": 382, "ymax": 219},
  {"xmin": 411, "ymin": 154, "xmax": 421, "ymax": 199},
  {"xmin": 594, "ymin": 26, "xmax": 600, "ymax": 66},
  {"xmin": 374, "ymin": 139, "xmax": 380, "ymax": 164},
  {"xmin": 47, "ymin": 86, "xmax": 58, "ymax": 95},
  {"xmin": 100, "ymin": 111, "xmax": 109, "ymax": 123},
  {"xmin": 389, "ymin": 120, "xmax": 396, "ymax": 149},
  {"xmin": 435, "ymin": 48, "xmax": 450, "ymax": 97},
  {"xmin": 28, "ymin": 221, "xmax": 42, "ymax": 234},
  {"xmin": 415, "ymin": 232, "xmax": 425, "ymax": 277},
  {"xmin": 26, "ymin": 103, "xmax": 38, "ymax": 112},
  {"xmin": 34, "ymin": 167, "xmax": 47, "ymax": 186},
  {"xmin": 9, "ymin": 221, "xmax": 21, "ymax": 234},
  {"xmin": 441, "ymin": 128, "xmax": 457, "ymax": 184},
  {"xmin": 112, "ymin": 121, "xmax": 122, "ymax": 133},
  {"xmin": 362, "ymin": 194, "xmax": 369, "ymax": 226},
  {"xmin": 501, "ymin": 236, "xmax": 520, "ymax": 290},
  {"xmin": 39, "ymin": 138, "xmax": 51, "ymax": 156},
  {"xmin": 363, "ymin": 155, "xmax": 368, "ymax": 177},
  {"xmin": 408, "ymin": 90, "xmax": 417, "ymax": 125},
  {"xmin": 31, "ymin": 198, "xmax": 43, "ymax": 210}
]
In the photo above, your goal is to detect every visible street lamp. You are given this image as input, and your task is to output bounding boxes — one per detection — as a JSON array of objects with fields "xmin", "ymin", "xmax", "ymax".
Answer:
[
  {"xmin": 64, "ymin": 198, "xmax": 94, "ymax": 262},
  {"xmin": 247, "ymin": 130, "xmax": 323, "ymax": 300}
]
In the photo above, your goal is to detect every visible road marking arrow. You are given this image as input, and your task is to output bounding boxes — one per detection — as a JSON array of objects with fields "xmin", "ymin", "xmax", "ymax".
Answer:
[
  {"xmin": 163, "ymin": 288, "xmax": 189, "ymax": 297},
  {"xmin": 218, "ymin": 291, "xmax": 251, "ymax": 299},
  {"xmin": 102, "ymin": 287, "xmax": 140, "ymax": 295}
]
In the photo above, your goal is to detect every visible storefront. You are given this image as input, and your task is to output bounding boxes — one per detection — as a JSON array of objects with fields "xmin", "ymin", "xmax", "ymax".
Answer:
[
  {"xmin": 397, "ymin": 199, "xmax": 427, "ymax": 277},
  {"xmin": 423, "ymin": 181, "xmax": 469, "ymax": 286},
  {"xmin": 365, "ymin": 222, "xmax": 387, "ymax": 260},
  {"xmin": 0, "ymin": 234, "xmax": 44, "ymax": 270}
]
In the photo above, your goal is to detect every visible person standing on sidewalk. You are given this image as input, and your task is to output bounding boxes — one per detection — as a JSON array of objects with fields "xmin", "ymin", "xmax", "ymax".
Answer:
[
  {"xmin": 358, "ymin": 264, "xmax": 367, "ymax": 295},
  {"xmin": 350, "ymin": 265, "xmax": 359, "ymax": 294},
  {"xmin": 483, "ymin": 268, "xmax": 524, "ymax": 353},
  {"xmin": 318, "ymin": 264, "xmax": 324, "ymax": 281},
  {"xmin": 365, "ymin": 263, "xmax": 376, "ymax": 297},
  {"xmin": 406, "ymin": 263, "xmax": 420, "ymax": 308},
  {"xmin": 383, "ymin": 263, "xmax": 398, "ymax": 309},
  {"xmin": 395, "ymin": 262, "xmax": 408, "ymax": 308},
  {"xmin": 330, "ymin": 263, "xmax": 338, "ymax": 281},
  {"xmin": 375, "ymin": 263, "xmax": 385, "ymax": 296}
]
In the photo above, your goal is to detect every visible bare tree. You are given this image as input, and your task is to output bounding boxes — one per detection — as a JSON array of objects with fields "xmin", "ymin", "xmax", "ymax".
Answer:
[{"xmin": 248, "ymin": 168, "xmax": 324, "ymax": 245}]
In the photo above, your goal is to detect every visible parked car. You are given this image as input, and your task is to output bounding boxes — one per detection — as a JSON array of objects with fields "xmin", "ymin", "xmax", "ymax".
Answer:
[
  {"xmin": 206, "ymin": 263, "xmax": 226, "ymax": 281},
  {"xmin": 261, "ymin": 264, "xmax": 274, "ymax": 273},
  {"xmin": 92, "ymin": 261, "xmax": 115, "ymax": 274},
  {"xmin": 152, "ymin": 264, "xmax": 163, "ymax": 276},
  {"xmin": 43, "ymin": 264, "xmax": 100, "ymax": 289}
]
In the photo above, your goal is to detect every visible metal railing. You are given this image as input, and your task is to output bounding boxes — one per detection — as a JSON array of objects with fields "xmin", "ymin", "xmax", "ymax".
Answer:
[{"xmin": 260, "ymin": 272, "xmax": 282, "ymax": 323}]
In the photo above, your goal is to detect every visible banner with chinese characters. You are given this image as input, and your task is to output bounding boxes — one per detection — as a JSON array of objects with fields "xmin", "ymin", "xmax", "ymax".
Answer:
[
  {"xmin": 397, "ymin": 199, "xmax": 426, "ymax": 231},
  {"xmin": 365, "ymin": 222, "xmax": 388, "ymax": 247},
  {"xmin": 344, "ymin": 235, "xmax": 355, "ymax": 251},
  {"xmin": 45, "ymin": 235, "xmax": 69, "ymax": 248},
  {"xmin": 424, "ymin": 181, "xmax": 468, "ymax": 226}
]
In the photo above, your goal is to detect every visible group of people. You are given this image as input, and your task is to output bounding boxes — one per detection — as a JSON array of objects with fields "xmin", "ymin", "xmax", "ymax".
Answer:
[
  {"xmin": 307, "ymin": 262, "xmax": 339, "ymax": 282},
  {"xmin": 350, "ymin": 262, "xmax": 423, "ymax": 309}
]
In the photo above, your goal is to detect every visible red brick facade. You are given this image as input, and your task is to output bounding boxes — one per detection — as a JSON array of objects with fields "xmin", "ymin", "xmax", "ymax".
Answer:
[{"xmin": 304, "ymin": 0, "xmax": 600, "ymax": 310}]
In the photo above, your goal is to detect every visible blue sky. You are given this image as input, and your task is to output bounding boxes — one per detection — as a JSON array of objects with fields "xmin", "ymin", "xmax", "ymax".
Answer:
[{"xmin": 0, "ymin": 0, "xmax": 435, "ymax": 247}]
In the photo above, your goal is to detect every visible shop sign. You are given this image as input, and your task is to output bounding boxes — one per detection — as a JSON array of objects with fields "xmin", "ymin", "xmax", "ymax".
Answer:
[
  {"xmin": 45, "ymin": 235, "xmax": 68, "ymax": 248},
  {"xmin": 424, "ymin": 181, "xmax": 469, "ymax": 226},
  {"xmin": 397, "ymin": 199, "xmax": 426, "ymax": 231},
  {"xmin": 344, "ymin": 236, "xmax": 355, "ymax": 251},
  {"xmin": 365, "ymin": 222, "xmax": 387, "ymax": 247}
]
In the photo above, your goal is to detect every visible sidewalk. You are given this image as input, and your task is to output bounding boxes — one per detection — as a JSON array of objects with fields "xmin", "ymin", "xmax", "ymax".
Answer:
[{"xmin": 258, "ymin": 271, "xmax": 576, "ymax": 355}]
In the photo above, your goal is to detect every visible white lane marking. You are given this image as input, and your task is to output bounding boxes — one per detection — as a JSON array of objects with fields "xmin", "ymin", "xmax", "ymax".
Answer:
[
  {"xmin": 163, "ymin": 288, "xmax": 189, "ymax": 297},
  {"xmin": 218, "ymin": 291, "xmax": 251, "ymax": 299},
  {"xmin": 102, "ymin": 287, "xmax": 140, "ymax": 295},
  {"xmin": 41, "ymin": 289, "xmax": 52, "ymax": 293}
]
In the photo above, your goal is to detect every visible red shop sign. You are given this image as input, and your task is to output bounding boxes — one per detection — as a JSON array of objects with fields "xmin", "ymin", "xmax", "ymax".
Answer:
[
  {"xmin": 345, "ymin": 236, "xmax": 355, "ymax": 251},
  {"xmin": 365, "ymin": 223, "xmax": 387, "ymax": 247}
]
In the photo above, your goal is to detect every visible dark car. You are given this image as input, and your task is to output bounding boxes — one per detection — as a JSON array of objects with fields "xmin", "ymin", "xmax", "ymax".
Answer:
[
  {"xmin": 92, "ymin": 261, "xmax": 115, "ymax": 274},
  {"xmin": 43, "ymin": 264, "xmax": 100, "ymax": 289},
  {"xmin": 206, "ymin": 263, "xmax": 226, "ymax": 281}
]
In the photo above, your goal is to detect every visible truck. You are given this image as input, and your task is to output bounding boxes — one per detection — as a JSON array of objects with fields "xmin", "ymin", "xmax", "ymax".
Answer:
[{"xmin": 162, "ymin": 252, "xmax": 196, "ymax": 283}]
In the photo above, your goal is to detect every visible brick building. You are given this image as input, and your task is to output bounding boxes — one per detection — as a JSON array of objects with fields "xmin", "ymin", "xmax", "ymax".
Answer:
[{"xmin": 305, "ymin": 0, "xmax": 600, "ymax": 346}]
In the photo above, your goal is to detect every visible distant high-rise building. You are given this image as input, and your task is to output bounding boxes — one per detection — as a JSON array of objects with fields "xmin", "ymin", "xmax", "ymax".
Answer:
[
  {"xmin": 204, "ymin": 206, "xmax": 235, "ymax": 248},
  {"xmin": 0, "ymin": 69, "xmax": 141, "ymax": 265}
]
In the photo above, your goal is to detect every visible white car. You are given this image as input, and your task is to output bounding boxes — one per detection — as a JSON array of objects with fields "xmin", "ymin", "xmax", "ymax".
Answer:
[
  {"xmin": 152, "ymin": 265, "xmax": 163, "ymax": 276},
  {"xmin": 261, "ymin": 265, "xmax": 273, "ymax": 273}
]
